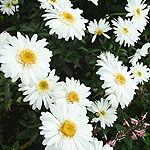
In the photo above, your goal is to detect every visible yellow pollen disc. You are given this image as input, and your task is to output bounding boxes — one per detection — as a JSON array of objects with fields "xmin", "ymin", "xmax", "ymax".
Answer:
[
  {"xmin": 67, "ymin": 91, "xmax": 79, "ymax": 103},
  {"xmin": 115, "ymin": 73, "xmax": 126, "ymax": 85},
  {"xmin": 136, "ymin": 8, "xmax": 141, "ymax": 17},
  {"xmin": 59, "ymin": 120, "xmax": 77, "ymax": 138},
  {"xmin": 38, "ymin": 80, "xmax": 49, "ymax": 91},
  {"xmin": 136, "ymin": 71, "xmax": 142, "ymax": 77},
  {"xmin": 99, "ymin": 110, "xmax": 106, "ymax": 118},
  {"xmin": 122, "ymin": 27, "xmax": 129, "ymax": 34},
  {"xmin": 49, "ymin": 0, "xmax": 56, "ymax": 2},
  {"xmin": 96, "ymin": 29, "xmax": 103, "ymax": 35},
  {"xmin": 61, "ymin": 12, "xmax": 75, "ymax": 24},
  {"xmin": 18, "ymin": 48, "xmax": 37, "ymax": 67},
  {"xmin": 6, "ymin": 2, "xmax": 12, "ymax": 8}
]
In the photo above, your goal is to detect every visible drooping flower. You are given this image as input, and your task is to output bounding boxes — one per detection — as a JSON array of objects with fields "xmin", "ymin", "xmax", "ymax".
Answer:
[
  {"xmin": 87, "ymin": 19, "xmax": 111, "ymax": 43},
  {"xmin": 89, "ymin": 98, "xmax": 117, "ymax": 129},
  {"xmin": 18, "ymin": 69, "xmax": 61, "ymax": 110},
  {"xmin": 0, "ymin": 32, "xmax": 52, "ymax": 85},
  {"xmin": 39, "ymin": 103, "xmax": 93, "ymax": 150},
  {"xmin": 112, "ymin": 17, "xmax": 140, "ymax": 47},
  {"xmin": 42, "ymin": 4, "xmax": 88, "ymax": 41},
  {"xmin": 0, "ymin": 0, "xmax": 19, "ymax": 15},
  {"xmin": 125, "ymin": 0, "xmax": 149, "ymax": 32},
  {"xmin": 129, "ymin": 43, "xmax": 150, "ymax": 65},
  {"xmin": 130, "ymin": 62, "xmax": 150, "ymax": 85}
]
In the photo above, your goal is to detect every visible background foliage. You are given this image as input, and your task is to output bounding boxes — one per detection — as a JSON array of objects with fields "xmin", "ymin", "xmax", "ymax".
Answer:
[{"xmin": 0, "ymin": 0, "xmax": 150, "ymax": 149}]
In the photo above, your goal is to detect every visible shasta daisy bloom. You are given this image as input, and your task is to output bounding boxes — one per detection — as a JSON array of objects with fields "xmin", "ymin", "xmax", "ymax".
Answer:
[
  {"xmin": 125, "ymin": 0, "xmax": 149, "ymax": 32},
  {"xmin": 112, "ymin": 17, "xmax": 140, "ymax": 47},
  {"xmin": 39, "ymin": 103, "xmax": 93, "ymax": 150},
  {"xmin": 88, "ymin": 0, "xmax": 99, "ymax": 6},
  {"xmin": 130, "ymin": 62, "xmax": 150, "ymax": 85},
  {"xmin": 87, "ymin": 19, "xmax": 111, "ymax": 43},
  {"xmin": 0, "ymin": 0, "xmax": 19, "ymax": 15},
  {"xmin": 89, "ymin": 99, "xmax": 117, "ymax": 129},
  {"xmin": 55, "ymin": 77, "xmax": 92, "ymax": 114},
  {"xmin": 129, "ymin": 43, "xmax": 150, "ymax": 65},
  {"xmin": 38, "ymin": 0, "xmax": 72, "ymax": 10},
  {"xmin": 0, "ymin": 32, "xmax": 52, "ymax": 85},
  {"xmin": 90, "ymin": 138, "xmax": 113, "ymax": 150},
  {"xmin": 42, "ymin": 4, "xmax": 88, "ymax": 41},
  {"xmin": 18, "ymin": 69, "xmax": 61, "ymax": 110}
]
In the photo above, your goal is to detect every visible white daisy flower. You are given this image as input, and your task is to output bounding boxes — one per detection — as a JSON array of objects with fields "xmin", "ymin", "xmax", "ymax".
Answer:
[
  {"xmin": 96, "ymin": 52, "xmax": 138, "ymax": 108},
  {"xmin": 112, "ymin": 17, "xmax": 140, "ymax": 47},
  {"xmin": 0, "ymin": 0, "xmax": 19, "ymax": 16},
  {"xmin": 39, "ymin": 103, "xmax": 93, "ymax": 150},
  {"xmin": 89, "ymin": 138, "xmax": 113, "ymax": 150},
  {"xmin": 88, "ymin": 0, "xmax": 99, "ymax": 6},
  {"xmin": 0, "ymin": 32, "xmax": 52, "ymax": 85},
  {"xmin": 130, "ymin": 62, "xmax": 150, "ymax": 85},
  {"xmin": 89, "ymin": 99, "xmax": 117, "ymax": 129},
  {"xmin": 125, "ymin": 0, "xmax": 149, "ymax": 32},
  {"xmin": 0, "ymin": 31, "xmax": 11, "ymax": 48},
  {"xmin": 42, "ymin": 4, "xmax": 88, "ymax": 41},
  {"xmin": 55, "ymin": 77, "xmax": 92, "ymax": 114},
  {"xmin": 129, "ymin": 43, "xmax": 150, "ymax": 65},
  {"xmin": 18, "ymin": 69, "xmax": 61, "ymax": 110},
  {"xmin": 38, "ymin": 0, "xmax": 72, "ymax": 10},
  {"xmin": 87, "ymin": 19, "xmax": 111, "ymax": 43}
]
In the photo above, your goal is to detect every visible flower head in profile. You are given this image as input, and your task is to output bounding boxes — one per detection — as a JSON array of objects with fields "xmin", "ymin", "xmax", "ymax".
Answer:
[
  {"xmin": 90, "ymin": 138, "xmax": 113, "ymax": 150},
  {"xmin": 89, "ymin": 98, "xmax": 117, "ymax": 129},
  {"xmin": 38, "ymin": 0, "xmax": 72, "ymax": 10},
  {"xmin": 129, "ymin": 43, "xmax": 150, "ymax": 65},
  {"xmin": 125, "ymin": 0, "xmax": 149, "ymax": 32},
  {"xmin": 88, "ymin": 0, "xmax": 99, "ymax": 6},
  {"xmin": 0, "ymin": 0, "xmax": 19, "ymax": 15},
  {"xmin": 42, "ymin": 4, "xmax": 88, "ymax": 41},
  {"xmin": 130, "ymin": 62, "xmax": 150, "ymax": 85},
  {"xmin": 18, "ymin": 69, "xmax": 61, "ymax": 110},
  {"xmin": 87, "ymin": 19, "xmax": 111, "ymax": 43},
  {"xmin": 54, "ymin": 77, "xmax": 92, "ymax": 114},
  {"xmin": 39, "ymin": 103, "xmax": 93, "ymax": 150},
  {"xmin": 0, "ymin": 32, "xmax": 52, "ymax": 85},
  {"xmin": 112, "ymin": 17, "xmax": 140, "ymax": 47},
  {"xmin": 0, "ymin": 31, "xmax": 11, "ymax": 48}
]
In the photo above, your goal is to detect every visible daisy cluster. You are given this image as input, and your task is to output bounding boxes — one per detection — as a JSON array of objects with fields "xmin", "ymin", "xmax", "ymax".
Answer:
[{"xmin": 0, "ymin": 0, "xmax": 150, "ymax": 149}]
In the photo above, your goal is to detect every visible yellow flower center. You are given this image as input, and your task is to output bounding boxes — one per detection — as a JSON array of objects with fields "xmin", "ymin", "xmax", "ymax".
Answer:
[
  {"xmin": 38, "ymin": 80, "xmax": 49, "ymax": 92},
  {"xmin": 61, "ymin": 12, "xmax": 75, "ymax": 25},
  {"xmin": 6, "ymin": 2, "xmax": 12, "ymax": 8},
  {"xmin": 18, "ymin": 48, "xmax": 37, "ymax": 67},
  {"xmin": 49, "ymin": 0, "xmax": 57, "ymax": 2},
  {"xmin": 115, "ymin": 73, "xmax": 126, "ymax": 85},
  {"xmin": 136, "ymin": 8, "xmax": 141, "ymax": 17},
  {"xmin": 96, "ymin": 110, "xmax": 106, "ymax": 118},
  {"xmin": 122, "ymin": 27, "xmax": 129, "ymax": 34},
  {"xmin": 136, "ymin": 71, "xmax": 142, "ymax": 77},
  {"xmin": 95, "ymin": 29, "xmax": 103, "ymax": 35},
  {"xmin": 67, "ymin": 91, "xmax": 79, "ymax": 103},
  {"xmin": 59, "ymin": 120, "xmax": 77, "ymax": 138}
]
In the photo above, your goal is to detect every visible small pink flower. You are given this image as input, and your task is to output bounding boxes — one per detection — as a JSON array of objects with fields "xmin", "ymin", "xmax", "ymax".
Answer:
[
  {"xmin": 131, "ymin": 132, "xmax": 137, "ymax": 140},
  {"xmin": 141, "ymin": 112, "xmax": 148, "ymax": 120},
  {"xmin": 123, "ymin": 119, "xmax": 130, "ymax": 126},
  {"xmin": 130, "ymin": 118, "xmax": 138, "ymax": 125}
]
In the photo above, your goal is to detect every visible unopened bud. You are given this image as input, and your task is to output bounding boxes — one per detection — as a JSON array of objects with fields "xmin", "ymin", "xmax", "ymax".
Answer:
[{"xmin": 12, "ymin": 0, "xmax": 19, "ymax": 5}]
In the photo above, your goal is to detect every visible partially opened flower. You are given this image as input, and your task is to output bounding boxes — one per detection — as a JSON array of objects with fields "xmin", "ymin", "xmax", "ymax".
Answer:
[
  {"xmin": 125, "ymin": 0, "xmax": 149, "ymax": 32},
  {"xmin": 39, "ymin": 103, "xmax": 93, "ymax": 150},
  {"xmin": 42, "ymin": 4, "xmax": 88, "ymax": 41},
  {"xmin": 0, "ymin": 0, "xmax": 19, "ymax": 15},
  {"xmin": 18, "ymin": 69, "xmax": 61, "ymax": 110},
  {"xmin": 87, "ymin": 19, "xmax": 111, "ymax": 43},
  {"xmin": 89, "ymin": 98, "xmax": 117, "ymax": 129},
  {"xmin": 112, "ymin": 17, "xmax": 140, "ymax": 46},
  {"xmin": 0, "ymin": 32, "xmax": 52, "ymax": 85}
]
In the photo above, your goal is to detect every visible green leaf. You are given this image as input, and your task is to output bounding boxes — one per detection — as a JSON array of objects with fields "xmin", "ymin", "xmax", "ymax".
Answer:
[{"xmin": 124, "ymin": 136, "xmax": 133, "ymax": 149}]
